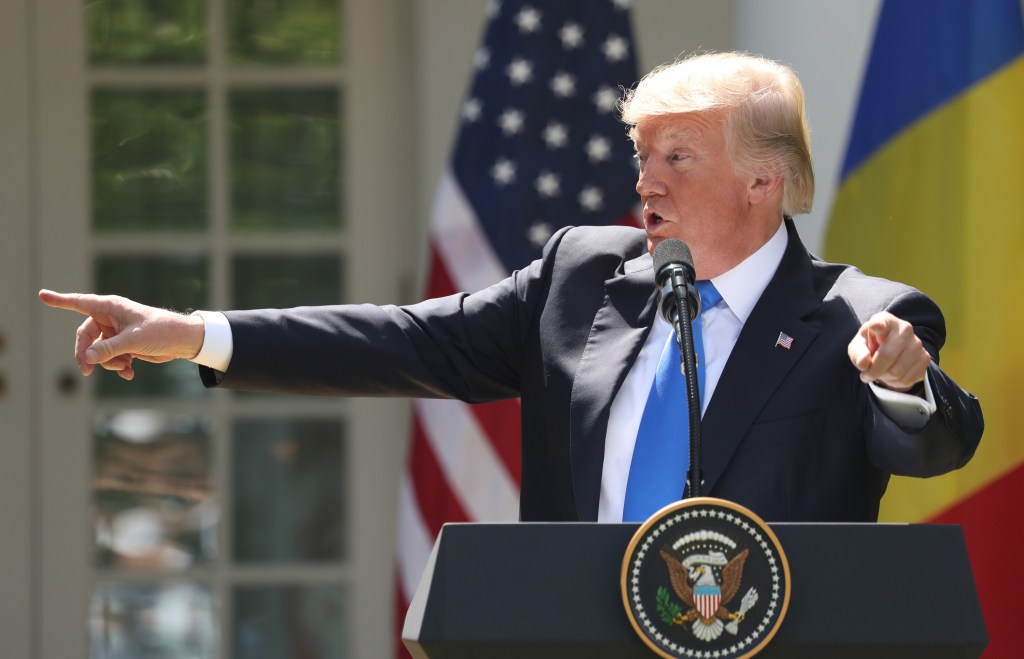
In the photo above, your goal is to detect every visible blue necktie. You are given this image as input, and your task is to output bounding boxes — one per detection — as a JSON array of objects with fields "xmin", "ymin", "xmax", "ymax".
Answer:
[{"xmin": 622, "ymin": 281, "xmax": 722, "ymax": 521}]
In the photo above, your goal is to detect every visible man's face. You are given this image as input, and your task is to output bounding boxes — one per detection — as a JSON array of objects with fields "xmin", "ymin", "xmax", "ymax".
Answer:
[{"xmin": 633, "ymin": 112, "xmax": 767, "ymax": 279}]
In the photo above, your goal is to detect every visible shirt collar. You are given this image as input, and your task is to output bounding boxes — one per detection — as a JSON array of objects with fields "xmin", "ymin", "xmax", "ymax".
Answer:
[{"xmin": 710, "ymin": 221, "xmax": 788, "ymax": 323}]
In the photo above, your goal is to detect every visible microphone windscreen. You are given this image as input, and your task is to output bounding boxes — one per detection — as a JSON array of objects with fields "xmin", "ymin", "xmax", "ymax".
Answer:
[{"xmin": 653, "ymin": 239, "xmax": 694, "ymax": 278}]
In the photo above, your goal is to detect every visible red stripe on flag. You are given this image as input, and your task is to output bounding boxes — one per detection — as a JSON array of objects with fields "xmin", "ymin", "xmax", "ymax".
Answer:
[
  {"xmin": 409, "ymin": 414, "xmax": 471, "ymax": 535},
  {"xmin": 426, "ymin": 241, "xmax": 523, "ymax": 483},
  {"xmin": 394, "ymin": 572, "xmax": 413, "ymax": 659},
  {"xmin": 613, "ymin": 211, "xmax": 643, "ymax": 228},
  {"xmin": 467, "ymin": 400, "xmax": 522, "ymax": 484},
  {"xmin": 927, "ymin": 462, "xmax": 1024, "ymax": 659},
  {"xmin": 425, "ymin": 243, "xmax": 457, "ymax": 298}
]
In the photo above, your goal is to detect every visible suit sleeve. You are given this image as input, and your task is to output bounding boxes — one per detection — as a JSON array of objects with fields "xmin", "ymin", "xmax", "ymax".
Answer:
[
  {"xmin": 863, "ymin": 290, "xmax": 983, "ymax": 477},
  {"xmin": 198, "ymin": 228, "xmax": 570, "ymax": 402}
]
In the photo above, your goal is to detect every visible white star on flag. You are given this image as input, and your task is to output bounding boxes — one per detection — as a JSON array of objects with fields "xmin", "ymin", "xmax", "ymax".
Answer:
[
  {"xmin": 462, "ymin": 98, "xmax": 482, "ymax": 122},
  {"xmin": 559, "ymin": 22, "xmax": 584, "ymax": 49},
  {"xmin": 550, "ymin": 72, "xmax": 576, "ymax": 97},
  {"xmin": 578, "ymin": 185, "xmax": 603, "ymax": 211},
  {"xmin": 515, "ymin": 6, "xmax": 541, "ymax": 33},
  {"xmin": 542, "ymin": 121, "xmax": 568, "ymax": 148},
  {"xmin": 593, "ymin": 86, "xmax": 618, "ymax": 113},
  {"xmin": 602, "ymin": 35, "xmax": 629, "ymax": 62},
  {"xmin": 535, "ymin": 171, "xmax": 560, "ymax": 197},
  {"xmin": 506, "ymin": 57, "xmax": 533, "ymax": 85},
  {"xmin": 491, "ymin": 158, "xmax": 516, "ymax": 185},
  {"xmin": 473, "ymin": 47, "xmax": 490, "ymax": 70},
  {"xmin": 527, "ymin": 221, "xmax": 553, "ymax": 246},
  {"xmin": 586, "ymin": 136, "xmax": 611, "ymax": 162},
  {"xmin": 497, "ymin": 108, "xmax": 525, "ymax": 134}
]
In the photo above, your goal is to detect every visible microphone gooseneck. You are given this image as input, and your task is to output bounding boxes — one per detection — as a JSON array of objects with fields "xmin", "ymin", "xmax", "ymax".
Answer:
[{"xmin": 651, "ymin": 238, "xmax": 704, "ymax": 499}]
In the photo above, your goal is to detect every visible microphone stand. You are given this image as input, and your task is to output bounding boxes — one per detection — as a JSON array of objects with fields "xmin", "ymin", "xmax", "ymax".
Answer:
[{"xmin": 668, "ymin": 279, "xmax": 703, "ymax": 499}]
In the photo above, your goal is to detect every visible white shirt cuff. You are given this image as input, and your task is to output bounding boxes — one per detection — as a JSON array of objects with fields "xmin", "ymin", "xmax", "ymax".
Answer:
[
  {"xmin": 188, "ymin": 310, "xmax": 233, "ymax": 373},
  {"xmin": 868, "ymin": 373, "xmax": 937, "ymax": 430}
]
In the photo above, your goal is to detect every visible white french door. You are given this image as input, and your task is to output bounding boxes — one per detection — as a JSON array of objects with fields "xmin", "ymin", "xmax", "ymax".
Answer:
[{"xmin": 16, "ymin": 1, "xmax": 416, "ymax": 657}]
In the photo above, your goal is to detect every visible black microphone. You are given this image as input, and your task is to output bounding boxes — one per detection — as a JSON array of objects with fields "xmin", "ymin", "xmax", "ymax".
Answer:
[
  {"xmin": 652, "ymin": 238, "xmax": 705, "ymax": 499},
  {"xmin": 653, "ymin": 239, "xmax": 700, "ymax": 324}
]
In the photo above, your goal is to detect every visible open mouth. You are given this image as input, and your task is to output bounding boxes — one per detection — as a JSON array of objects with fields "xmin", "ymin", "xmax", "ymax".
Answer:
[{"xmin": 645, "ymin": 210, "xmax": 665, "ymax": 226}]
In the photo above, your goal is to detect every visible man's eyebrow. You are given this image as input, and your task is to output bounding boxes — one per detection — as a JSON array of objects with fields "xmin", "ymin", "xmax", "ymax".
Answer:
[{"xmin": 628, "ymin": 123, "xmax": 704, "ymax": 149}]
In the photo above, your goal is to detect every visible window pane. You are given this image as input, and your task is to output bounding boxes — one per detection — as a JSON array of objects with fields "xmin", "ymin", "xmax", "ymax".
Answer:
[
  {"xmin": 95, "ymin": 255, "xmax": 208, "ymax": 398},
  {"xmin": 92, "ymin": 90, "xmax": 208, "ymax": 232},
  {"xmin": 232, "ymin": 254, "xmax": 341, "ymax": 309},
  {"xmin": 230, "ymin": 89, "xmax": 341, "ymax": 231},
  {"xmin": 234, "ymin": 585, "xmax": 347, "ymax": 659},
  {"xmin": 87, "ymin": 0, "xmax": 207, "ymax": 66},
  {"xmin": 233, "ymin": 419, "xmax": 344, "ymax": 563},
  {"xmin": 90, "ymin": 582, "xmax": 217, "ymax": 659},
  {"xmin": 94, "ymin": 411, "xmax": 216, "ymax": 569},
  {"xmin": 228, "ymin": 0, "xmax": 342, "ymax": 66}
]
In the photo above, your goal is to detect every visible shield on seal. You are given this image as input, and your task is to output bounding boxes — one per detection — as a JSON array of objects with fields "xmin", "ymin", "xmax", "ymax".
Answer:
[{"xmin": 694, "ymin": 585, "xmax": 721, "ymax": 620}]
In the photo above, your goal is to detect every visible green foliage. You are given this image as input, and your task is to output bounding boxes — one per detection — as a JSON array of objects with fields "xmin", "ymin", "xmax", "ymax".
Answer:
[
  {"xmin": 92, "ymin": 90, "xmax": 208, "ymax": 231},
  {"xmin": 229, "ymin": 0, "xmax": 342, "ymax": 65},
  {"xmin": 230, "ymin": 89, "xmax": 342, "ymax": 230},
  {"xmin": 87, "ymin": 0, "xmax": 206, "ymax": 65},
  {"xmin": 656, "ymin": 586, "xmax": 683, "ymax": 625}
]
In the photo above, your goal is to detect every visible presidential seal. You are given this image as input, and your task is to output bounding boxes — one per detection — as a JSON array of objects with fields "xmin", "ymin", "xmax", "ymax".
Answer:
[{"xmin": 621, "ymin": 498, "xmax": 790, "ymax": 659}]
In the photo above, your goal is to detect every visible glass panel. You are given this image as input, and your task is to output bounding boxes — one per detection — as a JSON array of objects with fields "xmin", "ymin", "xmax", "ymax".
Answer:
[
  {"xmin": 228, "ymin": 0, "xmax": 342, "ymax": 66},
  {"xmin": 95, "ymin": 255, "xmax": 208, "ymax": 398},
  {"xmin": 90, "ymin": 582, "xmax": 217, "ymax": 659},
  {"xmin": 87, "ymin": 0, "xmax": 207, "ymax": 66},
  {"xmin": 233, "ymin": 584, "xmax": 347, "ymax": 658},
  {"xmin": 94, "ymin": 411, "xmax": 216, "ymax": 568},
  {"xmin": 92, "ymin": 89, "xmax": 208, "ymax": 232},
  {"xmin": 230, "ymin": 89, "xmax": 341, "ymax": 231},
  {"xmin": 233, "ymin": 419, "xmax": 344, "ymax": 562},
  {"xmin": 232, "ymin": 254, "xmax": 341, "ymax": 309}
]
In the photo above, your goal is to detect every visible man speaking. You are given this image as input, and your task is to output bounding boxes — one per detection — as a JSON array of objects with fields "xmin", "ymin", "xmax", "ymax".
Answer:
[{"xmin": 40, "ymin": 52, "xmax": 983, "ymax": 524}]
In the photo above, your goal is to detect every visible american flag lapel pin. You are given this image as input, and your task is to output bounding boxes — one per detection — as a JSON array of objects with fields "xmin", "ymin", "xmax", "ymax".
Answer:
[{"xmin": 775, "ymin": 332, "xmax": 794, "ymax": 350}]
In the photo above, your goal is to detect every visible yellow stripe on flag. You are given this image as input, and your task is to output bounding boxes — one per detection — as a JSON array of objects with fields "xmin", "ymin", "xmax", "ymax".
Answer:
[{"xmin": 827, "ymin": 56, "xmax": 1024, "ymax": 522}]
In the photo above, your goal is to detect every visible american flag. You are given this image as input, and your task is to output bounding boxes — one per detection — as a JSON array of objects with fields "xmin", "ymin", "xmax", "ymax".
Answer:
[
  {"xmin": 775, "ymin": 332, "xmax": 794, "ymax": 350},
  {"xmin": 394, "ymin": 1, "xmax": 640, "ymax": 654}
]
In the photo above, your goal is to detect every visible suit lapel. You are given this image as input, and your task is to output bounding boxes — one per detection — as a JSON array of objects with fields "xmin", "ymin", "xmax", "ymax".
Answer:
[
  {"xmin": 699, "ymin": 221, "xmax": 821, "ymax": 495},
  {"xmin": 569, "ymin": 252, "xmax": 657, "ymax": 521}
]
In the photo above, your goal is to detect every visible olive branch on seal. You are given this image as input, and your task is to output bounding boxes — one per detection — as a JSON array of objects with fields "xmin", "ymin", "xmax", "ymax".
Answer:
[{"xmin": 656, "ymin": 586, "xmax": 684, "ymax": 625}]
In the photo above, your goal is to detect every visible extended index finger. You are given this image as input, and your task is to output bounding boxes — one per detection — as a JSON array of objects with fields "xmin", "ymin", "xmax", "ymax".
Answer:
[{"xmin": 38, "ymin": 290, "xmax": 113, "ymax": 317}]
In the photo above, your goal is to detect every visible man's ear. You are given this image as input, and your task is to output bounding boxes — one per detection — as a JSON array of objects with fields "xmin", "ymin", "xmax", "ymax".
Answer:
[{"xmin": 747, "ymin": 164, "xmax": 784, "ymax": 206}]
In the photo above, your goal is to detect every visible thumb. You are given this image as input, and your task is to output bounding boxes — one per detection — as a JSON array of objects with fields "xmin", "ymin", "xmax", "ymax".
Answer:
[
  {"xmin": 85, "ymin": 333, "xmax": 133, "ymax": 364},
  {"xmin": 848, "ymin": 333, "xmax": 872, "ymax": 372}
]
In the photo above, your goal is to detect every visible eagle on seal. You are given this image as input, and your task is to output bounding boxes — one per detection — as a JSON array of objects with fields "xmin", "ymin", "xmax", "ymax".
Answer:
[{"xmin": 659, "ymin": 547, "xmax": 750, "ymax": 641}]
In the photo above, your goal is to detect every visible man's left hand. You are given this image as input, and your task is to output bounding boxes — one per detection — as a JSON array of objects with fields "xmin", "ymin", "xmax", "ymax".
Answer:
[{"xmin": 848, "ymin": 311, "xmax": 931, "ymax": 393}]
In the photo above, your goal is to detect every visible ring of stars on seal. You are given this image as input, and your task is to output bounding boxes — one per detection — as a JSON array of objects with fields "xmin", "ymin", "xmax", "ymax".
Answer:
[{"xmin": 621, "ymin": 498, "xmax": 791, "ymax": 659}]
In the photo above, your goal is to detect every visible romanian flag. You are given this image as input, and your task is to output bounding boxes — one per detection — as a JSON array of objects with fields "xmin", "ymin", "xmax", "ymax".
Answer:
[{"xmin": 826, "ymin": 1, "xmax": 1024, "ymax": 656}]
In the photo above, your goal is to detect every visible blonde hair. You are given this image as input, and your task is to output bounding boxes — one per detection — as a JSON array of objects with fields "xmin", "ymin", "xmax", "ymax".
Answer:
[{"xmin": 620, "ymin": 52, "xmax": 814, "ymax": 215}]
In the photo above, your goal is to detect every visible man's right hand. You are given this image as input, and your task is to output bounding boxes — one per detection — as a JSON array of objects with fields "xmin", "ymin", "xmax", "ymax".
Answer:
[{"xmin": 38, "ymin": 290, "xmax": 206, "ymax": 381}]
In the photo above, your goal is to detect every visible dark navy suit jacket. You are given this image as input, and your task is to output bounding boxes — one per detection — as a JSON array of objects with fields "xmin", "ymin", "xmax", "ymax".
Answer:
[{"xmin": 202, "ymin": 220, "xmax": 983, "ymax": 522}]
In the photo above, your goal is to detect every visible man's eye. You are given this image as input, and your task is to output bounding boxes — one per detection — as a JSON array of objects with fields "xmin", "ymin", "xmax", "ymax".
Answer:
[{"xmin": 671, "ymin": 153, "xmax": 689, "ymax": 162}]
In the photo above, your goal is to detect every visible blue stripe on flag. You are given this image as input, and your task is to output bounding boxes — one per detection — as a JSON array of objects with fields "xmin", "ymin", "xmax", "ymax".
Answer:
[{"xmin": 840, "ymin": 0, "xmax": 1024, "ymax": 178}]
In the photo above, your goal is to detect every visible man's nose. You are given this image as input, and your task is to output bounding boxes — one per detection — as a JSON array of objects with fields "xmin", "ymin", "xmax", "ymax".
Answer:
[{"xmin": 635, "ymin": 161, "xmax": 665, "ymax": 197}]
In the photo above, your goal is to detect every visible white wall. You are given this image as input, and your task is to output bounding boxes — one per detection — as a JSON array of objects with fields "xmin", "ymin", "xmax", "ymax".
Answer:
[{"xmin": 735, "ymin": 0, "xmax": 881, "ymax": 255}]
